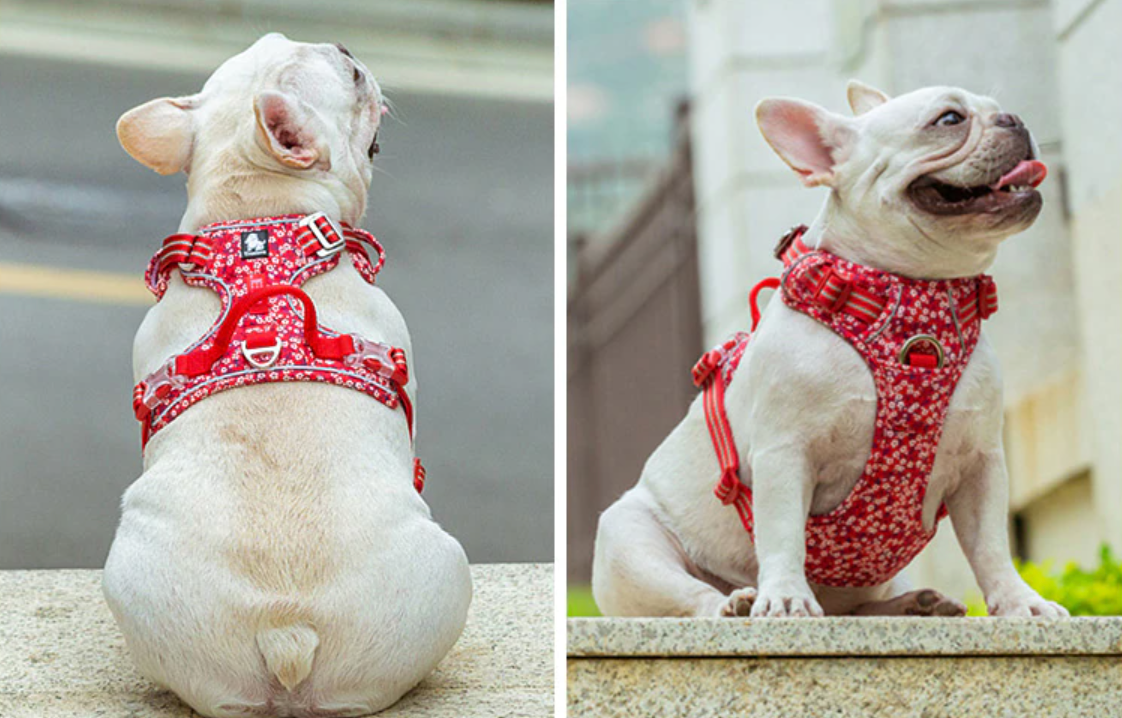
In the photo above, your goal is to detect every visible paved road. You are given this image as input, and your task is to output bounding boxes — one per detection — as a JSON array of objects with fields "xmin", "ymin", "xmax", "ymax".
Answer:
[{"xmin": 0, "ymin": 55, "xmax": 553, "ymax": 568}]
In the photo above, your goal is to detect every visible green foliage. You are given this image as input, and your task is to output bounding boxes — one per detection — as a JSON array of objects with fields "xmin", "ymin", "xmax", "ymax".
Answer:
[
  {"xmin": 568, "ymin": 585, "xmax": 601, "ymax": 617},
  {"xmin": 967, "ymin": 544, "xmax": 1122, "ymax": 616}
]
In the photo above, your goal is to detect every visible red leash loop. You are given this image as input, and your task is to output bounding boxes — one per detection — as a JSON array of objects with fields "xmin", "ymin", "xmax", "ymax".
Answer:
[
  {"xmin": 749, "ymin": 277, "xmax": 780, "ymax": 331},
  {"xmin": 176, "ymin": 284, "xmax": 353, "ymax": 377}
]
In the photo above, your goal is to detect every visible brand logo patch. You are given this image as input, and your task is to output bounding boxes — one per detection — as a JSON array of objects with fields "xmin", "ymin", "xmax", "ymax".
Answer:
[{"xmin": 240, "ymin": 231, "xmax": 269, "ymax": 259}]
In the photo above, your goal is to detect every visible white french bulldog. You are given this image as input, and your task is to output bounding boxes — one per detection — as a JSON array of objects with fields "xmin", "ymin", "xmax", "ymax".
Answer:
[
  {"xmin": 102, "ymin": 34, "xmax": 471, "ymax": 717},
  {"xmin": 591, "ymin": 81, "xmax": 1069, "ymax": 619}
]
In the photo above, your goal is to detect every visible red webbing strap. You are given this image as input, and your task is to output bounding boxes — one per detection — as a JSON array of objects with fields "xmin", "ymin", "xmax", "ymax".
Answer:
[
  {"xmin": 702, "ymin": 373, "xmax": 740, "ymax": 503},
  {"xmin": 749, "ymin": 277, "xmax": 780, "ymax": 331},
  {"xmin": 295, "ymin": 219, "xmax": 386, "ymax": 277},
  {"xmin": 694, "ymin": 275, "xmax": 785, "ymax": 536},
  {"xmin": 342, "ymin": 224, "xmax": 386, "ymax": 276},
  {"xmin": 295, "ymin": 214, "xmax": 345, "ymax": 257},
  {"xmin": 398, "ymin": 385, "xmax": 415, "ymax": 440},
  {"xmin": 175, "ymin": 284, "xmax": 354, "ymax": 377},
  {"xmin": 149, "ymin": 234, "xmax": 214, "ymax": 293},
  {"xmin": 956, "ymin": 276, "xmax": 999, "ymax": 324},
  {"xmin": 696, "ymin": 362, "xmax": 756, "ymax": 535}
]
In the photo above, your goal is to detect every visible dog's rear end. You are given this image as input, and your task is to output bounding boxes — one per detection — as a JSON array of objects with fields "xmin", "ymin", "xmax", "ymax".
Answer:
[{"xmin": 103, "ymin": 35, "xmax": 471, "ymax": 717}]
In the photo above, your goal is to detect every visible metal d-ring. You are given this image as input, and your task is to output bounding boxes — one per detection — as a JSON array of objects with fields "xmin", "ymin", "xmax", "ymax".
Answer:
[
  {"xmin": 242, "ymin": 337, "xmax": 282, "ymax": 369},
  {"xmin": 899, "ymin": 334, "xmax": 945, "ymax": 369}
]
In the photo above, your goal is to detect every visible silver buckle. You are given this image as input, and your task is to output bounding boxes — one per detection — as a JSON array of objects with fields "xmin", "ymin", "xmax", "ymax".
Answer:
[
  {"xmin": 344, "ymin": 336, "xmax": 396, "ymax": 380},
  {"xmin": 298, "ymin": 211, "xmax": 345, "ymax": 257},
  {"xmin": 140, "ymin": 360, "xmax": 184, "ymax": 412}
]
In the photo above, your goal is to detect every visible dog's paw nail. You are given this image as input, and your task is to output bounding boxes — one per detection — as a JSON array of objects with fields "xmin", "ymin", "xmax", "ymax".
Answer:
[{"xmin": 719, "ymin": 587, "xmax": 758, "ymax": 617}]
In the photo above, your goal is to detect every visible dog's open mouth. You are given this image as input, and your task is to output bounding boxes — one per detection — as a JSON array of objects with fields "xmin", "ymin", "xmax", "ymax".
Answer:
[{"xmin": 909, "ymin": 159, "xmax": 1047, "ymax": 216}]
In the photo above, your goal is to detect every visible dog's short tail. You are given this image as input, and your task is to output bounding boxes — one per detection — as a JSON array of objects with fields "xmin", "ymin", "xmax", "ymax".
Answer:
[{"xmin": 257, "ymin": 617, "xmax": 319, "ymax": 692}]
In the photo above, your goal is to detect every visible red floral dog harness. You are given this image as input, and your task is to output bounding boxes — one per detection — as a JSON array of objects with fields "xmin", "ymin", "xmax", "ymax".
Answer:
[
  {"xmin": 693, "ymin": 226, "xmax": 999, "ymax": 587},
  {"xmin": 133, "ymin": 212, "xmax": 424, "ymax": 492}
]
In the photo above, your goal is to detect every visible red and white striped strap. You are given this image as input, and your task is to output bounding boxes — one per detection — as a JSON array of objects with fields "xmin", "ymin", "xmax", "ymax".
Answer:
[
  {"xmin": 692, "ymin": 352, "xmax": 755, "ymax": 534},
  {"xmin": 295, "ymin": 215, "xmax": 386, "ymax": 277},
  {"xmin": 780, "ymin": 225, "xmax": 998, "ymax": 326},
  {"xmin": 153, "ymin": 233, "xmax": 214, "ymax": 277},
  {"xmin": 780, "ymin": 230, "xmax": 887, "ymax": 324},
  {"xmin": 342, "ymin": 225, "xmax": 386, "ymax": 277},
  {"xmin": 296, "ymin": 212, "xmax": 346, "ymax": 257},
  {"xmin": 955, "ymin": 276, "xmax": 999, "ymax": 323},
  {"xmin": 801, "ymin": 263, "xmax": 887, "ymax": 323}
]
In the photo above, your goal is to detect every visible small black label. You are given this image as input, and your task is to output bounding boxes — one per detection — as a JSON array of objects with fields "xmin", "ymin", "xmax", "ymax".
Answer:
[{"xmin": 240, "ymin": 231, "xmax": 269, "ymax": 259}]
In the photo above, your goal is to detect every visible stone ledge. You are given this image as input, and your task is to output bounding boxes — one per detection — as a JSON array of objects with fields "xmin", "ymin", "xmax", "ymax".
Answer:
[
  {"xmin": 569, "ymin": 615, "xmax": 1122, "ymax": 656},
  {"xmin": 568, "ymin": 617, "xmax": 1122, "ymax": 718},
  {"xmin": 0, "ymin": 564, "xmax": 553, "ymax": 717}
]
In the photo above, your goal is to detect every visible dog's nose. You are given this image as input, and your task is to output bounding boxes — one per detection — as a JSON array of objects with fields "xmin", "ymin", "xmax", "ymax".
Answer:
[{"xmin": 994, "ymin": 113, "xmax": 1023, "ymax": 129}]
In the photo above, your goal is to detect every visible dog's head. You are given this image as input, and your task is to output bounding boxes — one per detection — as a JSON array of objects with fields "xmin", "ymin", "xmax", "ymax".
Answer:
[
  {"xmin": 117, "ymin": 33, "xmax": 384, "ymax": 219},
  {"xmin": 756, "ymin": 81, "xmax": 1045, "ymax": 277}
]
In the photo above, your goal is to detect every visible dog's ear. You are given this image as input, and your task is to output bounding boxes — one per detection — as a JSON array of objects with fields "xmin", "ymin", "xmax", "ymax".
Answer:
[
  {"xmin": 755, "ymin": 98, "xmax": 854, "ymax": 188},
  {"xmin": 253, "ymin": 91, "xmax": 328, "ymax": 170},
  {"xmin": 117, "ymin": 96, "xmax": 197, "ymax": 175},
  {"xmin": 846, "ymin": 80, "xmax": 890, "ymax": 115}
]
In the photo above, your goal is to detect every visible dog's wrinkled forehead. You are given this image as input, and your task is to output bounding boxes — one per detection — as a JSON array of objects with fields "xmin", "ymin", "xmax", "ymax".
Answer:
[
  {"xmin": 202, "ymin": 33, "xmax": 381, "ymax": 109},
  {"xmin": 860, "ymin": 86, "xmax": 1002, "ymax": 137}
]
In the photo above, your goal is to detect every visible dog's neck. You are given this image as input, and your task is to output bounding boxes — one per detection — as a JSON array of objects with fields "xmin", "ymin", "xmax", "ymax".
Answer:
[
  {"xmin": 178, "ymin": 149, "xmax": 365, "ymax": 233},
  {"xmin": 804, "ymin": 192, "xmax": 1001, "ymax": 280}
]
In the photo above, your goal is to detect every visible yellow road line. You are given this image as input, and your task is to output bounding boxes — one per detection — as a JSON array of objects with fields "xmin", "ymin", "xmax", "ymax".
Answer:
[{"xmin": 0, "ymin": 261, "xmax": 152, "ymax": 306}]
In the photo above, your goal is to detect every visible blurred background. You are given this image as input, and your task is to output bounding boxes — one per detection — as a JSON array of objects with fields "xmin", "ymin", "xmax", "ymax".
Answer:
[
  {"xmin": 0, "ymin": 0, "xmax": 554, "ymax": 569},
  {"xmin": 568, "ymin": 0, "xmax": 1122, "ymax": 613}
]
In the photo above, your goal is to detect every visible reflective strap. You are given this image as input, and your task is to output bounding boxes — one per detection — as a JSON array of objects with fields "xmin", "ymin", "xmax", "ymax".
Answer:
[
  {"xmin": 955, "ymin": 276, "xmax": 999, "ymax": 324},
  {"xmin": 803, "ymin": 264, "xmax": 886, "ymax": 323},
  {"xmin": 148, "ymin": 234, "xmax": 214, "ymax": 294}
]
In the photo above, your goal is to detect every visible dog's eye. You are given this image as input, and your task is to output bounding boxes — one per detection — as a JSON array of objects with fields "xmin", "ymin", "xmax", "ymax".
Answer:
[
  {"xmin": 934, "ymin": 110, "xmax": 965, "ymax": 127},
  {"xmin": 367, "ymin": 133, "xmax": 380, "ymax": 159}
]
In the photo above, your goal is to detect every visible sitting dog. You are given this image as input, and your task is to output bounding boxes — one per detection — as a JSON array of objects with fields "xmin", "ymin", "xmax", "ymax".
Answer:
[
  {"xmin": 592, "ymin": 81, "xmax": 1069, "ymax": 619},
  {"xmin": 103, "ymin": 34, "xmax": 471, "ymax": 717}
]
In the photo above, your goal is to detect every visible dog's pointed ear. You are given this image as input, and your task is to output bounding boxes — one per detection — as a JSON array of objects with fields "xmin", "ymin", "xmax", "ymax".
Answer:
[
  {"xmin": 117, "ymin": 96, "xmax": 198, "ymax": 175},
  {"xmin": 253, "ymin": 91, "xmax": 327, "ymax": 170},
  {"xmin": 755, "ymin": 97, "xmax": 854, "ymax": 188},
  {"xmin": 846, "ymin": 80, "xmax": 890, "ymax": 116}
]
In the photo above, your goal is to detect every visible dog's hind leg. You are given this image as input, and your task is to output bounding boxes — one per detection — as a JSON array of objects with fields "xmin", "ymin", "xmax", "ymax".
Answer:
[{"xmin": 592, "ymin": 486, "xmax": 740, "ymax": 617}]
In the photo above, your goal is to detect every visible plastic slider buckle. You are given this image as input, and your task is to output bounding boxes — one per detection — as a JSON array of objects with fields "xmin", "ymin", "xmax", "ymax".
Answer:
[
  {"xmin": 299, "ymin": 211, "xmax": 345, "ymax": 258},
  {"xmin": 345, "ymin": 336, "xmax": 400, "ymax": 382},
  {"xmin": 138, "ymin": 361, "xmax": 184, "ymax": 416}
]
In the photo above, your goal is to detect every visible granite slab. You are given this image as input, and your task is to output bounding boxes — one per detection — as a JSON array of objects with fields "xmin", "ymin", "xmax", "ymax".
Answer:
[
  {"xmin": 0, "ymin": 564, "xmax": 553, "ymax": 717},
  {"xmin": 568, "ymin": 616, "xmax": 1122, "ymax": 718},
  {"xmin": 569, "ymin": 655, "xmax": 1122, "ymax": 718},
  {"xmin": 568, "ymin": 615, "xmax": 1122, "ymax": 657}
]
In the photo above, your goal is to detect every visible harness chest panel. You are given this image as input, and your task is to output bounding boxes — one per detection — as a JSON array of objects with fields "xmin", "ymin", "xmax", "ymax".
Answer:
[
  {"xmin": 133, "ymin": 214, "xmax": 423, "ymax": 491},
  {"xmin": 693, "ymin": 228, "xmax": 998, "ymax": 588}
]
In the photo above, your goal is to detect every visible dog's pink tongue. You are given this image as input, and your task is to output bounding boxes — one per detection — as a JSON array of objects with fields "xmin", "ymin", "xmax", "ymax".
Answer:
[{"xmin": 993, "ymin": 160, "xmax": 1047, "ymax": 190}]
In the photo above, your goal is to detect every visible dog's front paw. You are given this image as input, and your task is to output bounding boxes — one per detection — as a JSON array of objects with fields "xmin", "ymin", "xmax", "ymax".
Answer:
[
  {"xmin": 751, "ymin": 578, "xmax": 823, "ymax": 618},
  {"xmin": 716, "ymin": 587, "xmax": 758, "ymax": 617},
  {"xmin": 987, "ymin": 587, "xmax": 1069, "ymax": 618}
]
